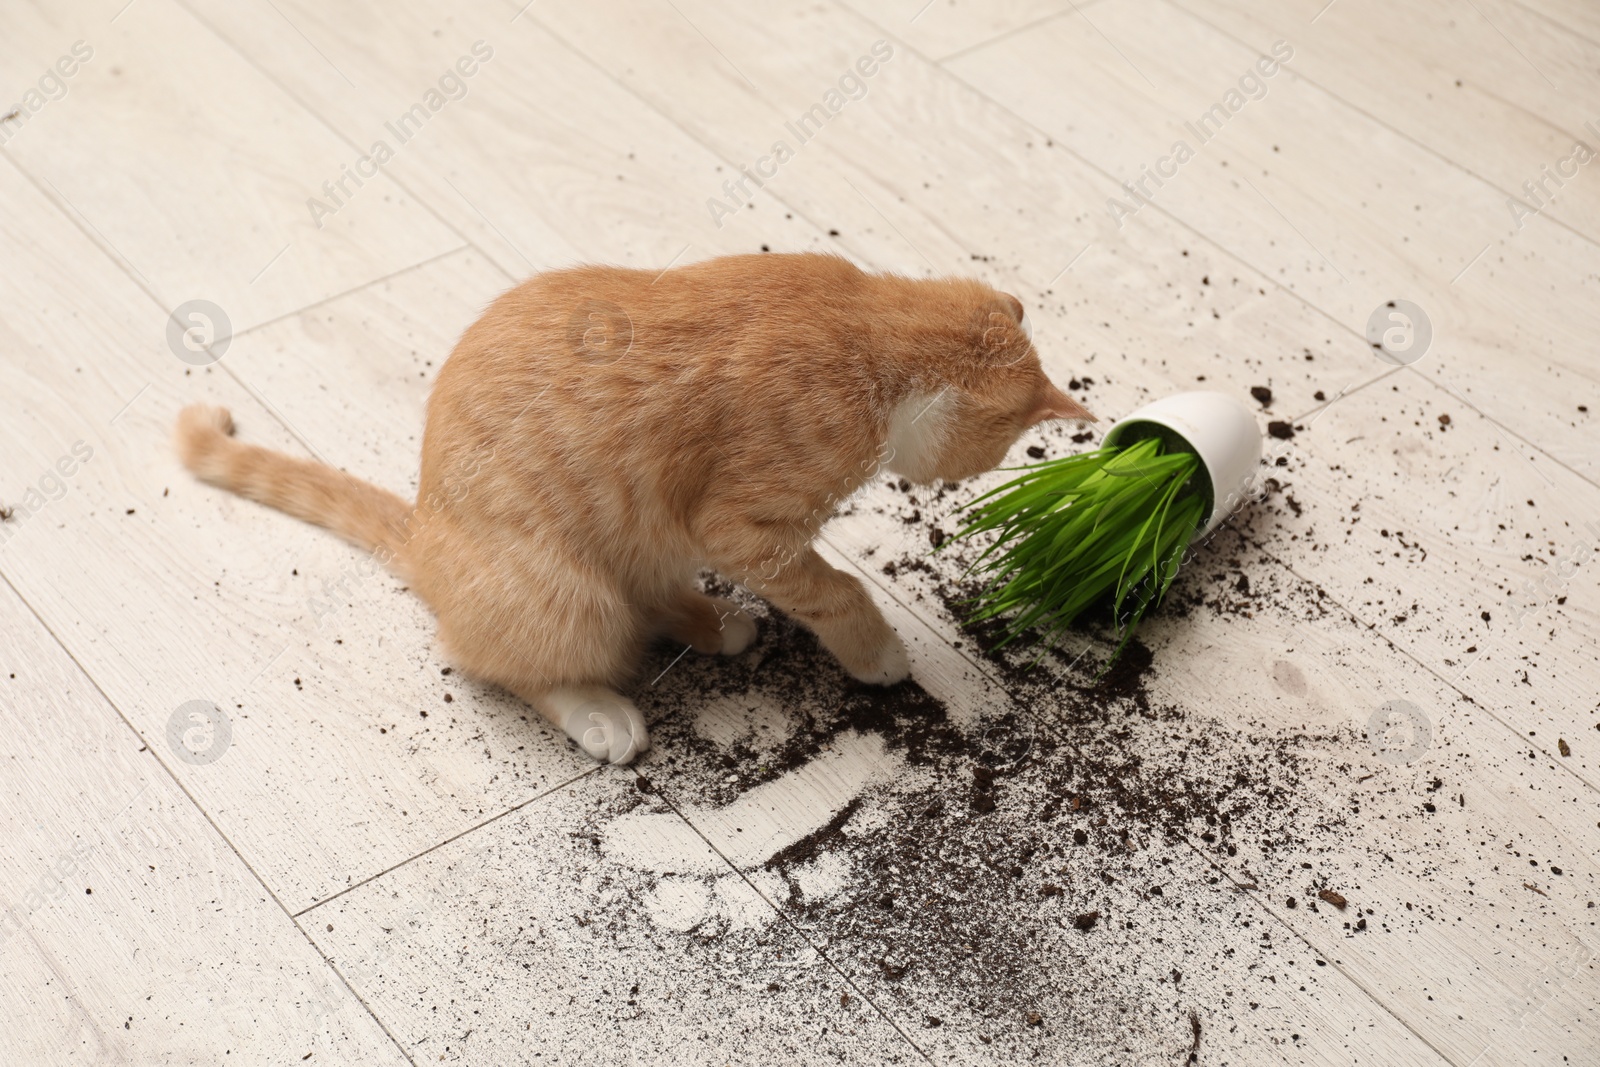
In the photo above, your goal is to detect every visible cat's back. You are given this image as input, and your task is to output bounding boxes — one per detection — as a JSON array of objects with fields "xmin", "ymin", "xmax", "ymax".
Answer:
[
  {"xmin": 433, "ymin": 253, "xmax": 874, "ymax": 417},
  {"xmin": 476, "ymin": 252, "xmax": 861, "ymax": 354}
]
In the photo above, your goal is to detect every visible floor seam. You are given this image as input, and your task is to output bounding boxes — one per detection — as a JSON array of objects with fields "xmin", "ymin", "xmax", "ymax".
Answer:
[
  {"xmin": 632, "ymin": 768, "xmax": 938, "ymax": 1064},
  {"xmin": 933, "ymin": 0, "xmax": 1114, "ymax": 65},
  {"xmin": 522, "ymin": 9, "xmax": 896, "ymax": 280},
  {"xmin": 292, "ymin": 765, "xmax": 602, "ymax": 918},
  {"xmin": 1501, "ymin": 0, "xmax": 1600, "ymax": 52},
  {"xmin": 2, "ymin": 151, "xmax": 461, "ymax": 479},
  {"xmin": 1255, "ymin": 539, "xmax": 1600, "ymax": 799},
  {"xmin": 172, "ymin": 0, "xmax": 479, "ymax": 268},
  {"xmin": 224, "ymin": 243, "xmax": 473, "ymax": 345},
  {"xmin": 0, "ymin": 566, "xmax": 418, "ymax": 1066}
]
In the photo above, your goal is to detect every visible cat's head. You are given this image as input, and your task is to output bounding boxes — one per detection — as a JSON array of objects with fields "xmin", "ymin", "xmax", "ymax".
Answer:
[{"xmin": 885, "ymin": 289, "xmax": 1094, "ymax": 484}]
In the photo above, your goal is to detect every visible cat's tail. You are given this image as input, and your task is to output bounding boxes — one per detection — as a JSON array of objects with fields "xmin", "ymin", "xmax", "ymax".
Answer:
[{"xmin": 174, "ymin": 404, "xmax": 415, "ymax": 562}]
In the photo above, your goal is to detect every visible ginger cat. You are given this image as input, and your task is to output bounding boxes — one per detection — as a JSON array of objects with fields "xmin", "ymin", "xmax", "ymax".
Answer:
[{"xmin": 176, "ymin": 253, "xmax": 1092, "ymax": 764}]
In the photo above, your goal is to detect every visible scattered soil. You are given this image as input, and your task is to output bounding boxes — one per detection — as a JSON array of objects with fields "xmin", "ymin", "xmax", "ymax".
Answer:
[
  {"xmin": 601, "ymin": 461, "xmax": 1437, "ymax": 1060},
  {"xmin": 1267, "ymin": 420, "xmax": 1295, "ymax": 440},
  {"xmin": 1250, "ymin": 386, "xmax": 1272, "ymax": 407},
  {"xmin": 616, "ymin": 573, "xmax": 1366, "ymax": 1058},
  {"xmin": 764, "ymin": 797, "xmax": 863, "ymax": 871}
]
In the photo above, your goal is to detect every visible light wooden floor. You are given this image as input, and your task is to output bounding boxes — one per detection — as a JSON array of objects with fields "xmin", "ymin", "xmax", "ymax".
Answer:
[{"xmin": 2, "ymin": 0, "xmax": 1597, "ymax": 1063}]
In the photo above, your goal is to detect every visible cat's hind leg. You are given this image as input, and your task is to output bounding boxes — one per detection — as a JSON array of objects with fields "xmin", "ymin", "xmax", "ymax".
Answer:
[
  {"xmin": 421, "ymin": 530, "xmax": 651, "ymax": 764},
  {"xmin": 526, "ymin": 685, "xmax": 650, "ymax": 764},
  {"xmin": 454, "ymin": 645, "xmax": 653, "ymax": 765}
]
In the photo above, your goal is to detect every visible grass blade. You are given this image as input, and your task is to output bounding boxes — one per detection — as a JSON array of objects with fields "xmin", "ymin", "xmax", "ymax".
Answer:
[{"xmin": 948, "ymin": 434, "xmax": 1205, "ymax": 666}]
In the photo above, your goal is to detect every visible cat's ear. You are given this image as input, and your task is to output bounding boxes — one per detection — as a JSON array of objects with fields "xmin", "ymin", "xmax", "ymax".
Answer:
[
  {"xmin": 1027, "ymin": 379, "xmax": 1096, "ymax": 425},
  {"xmin": 997, "ymin": 293, "xmax": 1032, "ymax": 342}
]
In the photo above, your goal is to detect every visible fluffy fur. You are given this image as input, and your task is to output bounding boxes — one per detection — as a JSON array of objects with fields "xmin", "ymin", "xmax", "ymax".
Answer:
[{"xmin": 176, "ymin": 253, "xmax": 1092, "ymax": 763}]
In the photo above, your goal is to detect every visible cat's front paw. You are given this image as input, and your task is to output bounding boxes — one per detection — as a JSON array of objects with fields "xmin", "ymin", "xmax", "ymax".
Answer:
[
  {"xmin": 562, "ymin": 696, "xmax": 650, "ymax": 764},
  {"xmin": 844, "ymin": 631, "xmax": 911, "ymax": 686},
  {"xmin": 712, "ymin": 601, "xmax": 757, "ymax": 655}
]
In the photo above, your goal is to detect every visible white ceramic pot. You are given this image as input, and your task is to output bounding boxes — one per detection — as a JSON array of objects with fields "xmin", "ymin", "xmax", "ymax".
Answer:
[{"xmin": 1102, "ymin": 391, "xmax": 1263, "ymax": 538}]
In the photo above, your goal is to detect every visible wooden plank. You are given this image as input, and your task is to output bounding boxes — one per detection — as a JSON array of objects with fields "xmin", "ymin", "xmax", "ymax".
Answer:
[
  {"xmin": 301, "ymin": 771, "xmax": 927, "ymax": 1064},
  {"xmin": 1169, "ymin": 0, "xmax": 1600, "ymax": 243},
  {"xmin": 942, "ymin": 0, "xmax": 1600, "ymax": 479},
  {"xmin": 1256, "ymin": 372, "xmax": 1600, "ymax": 785},
  {"xmin": 0, "ymin": 153, "xmax": 593, "ymax": 915},
  {"xmin": 836, "ymin": 0, "xmax": 1115, "ymax": 61},
  {"xmin": 0, "ymin": 0, "xmax": 462, "ymax": 334},
  {"xmin": 732, "ymin": 0, "xmax": 1600, "ymax": 783},
  {"xmin": 92, "ymin": 19, "xmax": 1461, "ymax": 1057},
  {"xmin": 181, "ymin": 0, "xmax": 817, "ymax": 281},
  {"xmin": 172, "ymin": 1, "xmax": 1518, "ymax": 1056},
  {"xmin": 5, "ymin": 0, "xmax": 1589, "ymax": 1059},
  {"xmin": 522, "ymin": 0, "xmax": 1413, "ymax": 455},
  {"xmin": 218, "ymin": 246, "xmax": 507, "ymax": 497},
  {"xmin": 0, "ymin": 579, "xmax": 408, "ymax": 1065},
  {"xmin": 1511, "ymin": 0, "xmax": 1600, "ymax": 44}
]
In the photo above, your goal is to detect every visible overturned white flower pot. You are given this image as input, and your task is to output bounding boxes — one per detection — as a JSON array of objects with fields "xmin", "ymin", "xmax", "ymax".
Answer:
[
  {"xmin": 949, "ymin": 388, "xmax": 1266, "ymax": 659},
  {"xmin": 1102, "ymin": 390, "xmax": 1264, "ymax": 538}
]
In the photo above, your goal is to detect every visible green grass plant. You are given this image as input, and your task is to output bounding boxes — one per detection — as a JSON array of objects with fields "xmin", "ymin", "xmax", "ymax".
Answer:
[{"xmin": 944, "ymin": 435, "xmax": 1206, "ymax": 662}]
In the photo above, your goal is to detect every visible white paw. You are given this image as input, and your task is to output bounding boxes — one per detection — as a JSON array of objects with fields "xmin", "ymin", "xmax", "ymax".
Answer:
[
  {"xmin": 847, "ymin": 632, "xmax": 911, "ymax": 686},
  {"xmin": 714, "ymin": 604, "xmax": 757, "ymax": 656},
  {"xmin": 561, "ymin": 695, "xmax": 650, "ymax": 765}
]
